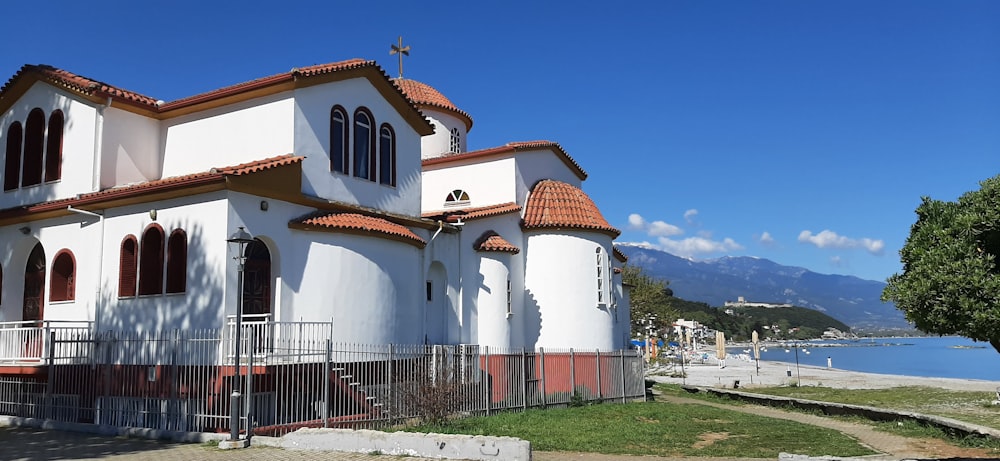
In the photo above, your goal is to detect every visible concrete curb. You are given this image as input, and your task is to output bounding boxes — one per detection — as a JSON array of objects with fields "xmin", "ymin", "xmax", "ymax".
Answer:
[
  {"xmin": 683, "ymin": 385, "xmax": 1000, "ymax": 440},
  {"xmin": 0, "ymin": 415, "xmax": 231, "ymax": 443},
  {"xmin": 274, "ymin": 427, "xmax": 531, "ymax": 461}
]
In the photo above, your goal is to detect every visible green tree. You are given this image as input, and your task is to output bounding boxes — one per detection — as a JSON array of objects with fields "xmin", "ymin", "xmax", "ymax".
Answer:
[
  {"xmin": 882, "ymin": 175, "xmax": 1000, "ymax": 354},
  {"xmin": 622, "ymin": 265, "xmax": 678, "ymax": 339}
]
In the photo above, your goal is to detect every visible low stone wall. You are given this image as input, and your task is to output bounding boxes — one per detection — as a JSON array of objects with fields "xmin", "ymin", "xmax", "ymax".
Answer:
[
  {"xmin": 255, "ymin": 427, "xmax": 531, "ymax": 461},
  {"xmin": 683, "ymin": 385, "xmax": 1000, "ymax": 440}
]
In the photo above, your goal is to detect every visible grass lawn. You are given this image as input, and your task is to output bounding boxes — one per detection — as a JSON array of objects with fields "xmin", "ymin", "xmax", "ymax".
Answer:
[
  {"xmin": 741, "ymin": 385, "xmax": 1000, "ymax": 429},
  {"xmin": 401, "ymin": 401, "xmax": 875, "ymax": 458}
]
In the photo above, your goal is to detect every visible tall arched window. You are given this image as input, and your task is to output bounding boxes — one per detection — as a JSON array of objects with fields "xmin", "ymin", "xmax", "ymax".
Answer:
[
  {"xmin": 50, "ymin": 250, "xmax": 75, "ymax": 302},
  {"xmin": 23, "ymin": 243, "xmax": 45, "ymax": 323},
  {"xmin": 379, "ymin": 124, "xmax": 395, "ymax": 186},
  {"xmin": 44, "ymin": 110, "xmax": 64, "ymax": 183},
  {"xmin": 330, "ymin": 106, "xmax": 349, "ymax": 174},
  {"xmin": 138, "ymin": 225, "xmax": 165, "ymax": 296},
  {"xmin": 22, "ymin": 109, "xmax": 45, "ymax": 187},
  {"xmin": 595, "ymin": 247, "xmax": 609, "ymax": 306},
  {"xmin": 165, "ymin": 229, "xmax": 187, "ymax": 294},
  {"xmin": 450, "ymin": 127, "xmax": 461, "ymax": 153},
  {"xmin": 353, "ymin": 108, "xmax": 375, "ymax": 181},
  {"xmin": 119, "ymin": 235, "xmax": 138, "ymax": 297},
  {"xmin": 4, "ymin": 122, "xmax": 22, "ymax": 191}
]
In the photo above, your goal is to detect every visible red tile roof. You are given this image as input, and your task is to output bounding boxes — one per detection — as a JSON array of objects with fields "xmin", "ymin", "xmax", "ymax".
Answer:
[
  {"xmin": 613, "ymin": 267, "xmax": 623, "ymax": 274},
  {"xmin": 613, "ymin": 246, "xmax": 628, "ymax": 263},
  {"xmin": 291, "ymin": 212, "xmax": 426, "ymax": 248},
  {"xmin": 1, "ymin": 65, "xmax": 159, "ymax": 109},
  {"xmin": 422, "ymin": 202, "xmax": 521, "ymax": 223},
  {"xmin": 421, "ymin": 141, "xmax": 587, "ymax": 180},
  {"xmin": 474, "ymin": 231, "xmax": 521, "ymax": 254},
  {"xmin": 522, "ymin": 180, "xmax": 620, "ymax": 237},
  {"xmin": 393, "ymin": 78, "xmax": 473, "ymax": 131},
  {"xmin": 2, "ymin": 60, "xmax": 433, "ymax": 134},
  {"xmin": 0, "ymin": 155, "xmax": 302, "ymax": 216}
]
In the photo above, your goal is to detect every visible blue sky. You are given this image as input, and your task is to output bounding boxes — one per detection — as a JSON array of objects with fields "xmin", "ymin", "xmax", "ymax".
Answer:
[{"xmin": 2, "ymin": 1, "xmax": 997, "ymax": 282}]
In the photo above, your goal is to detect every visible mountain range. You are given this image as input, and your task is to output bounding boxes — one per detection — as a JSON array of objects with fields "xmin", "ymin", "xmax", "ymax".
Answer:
[{"xmin": 616, "ymin": 244, "xmax": 910, "ymax": 330}]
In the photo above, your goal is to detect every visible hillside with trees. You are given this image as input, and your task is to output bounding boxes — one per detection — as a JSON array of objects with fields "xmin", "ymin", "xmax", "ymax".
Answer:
[{"xmin": 671, "ymin": 296, "xmax": 851, "ymax": 341}]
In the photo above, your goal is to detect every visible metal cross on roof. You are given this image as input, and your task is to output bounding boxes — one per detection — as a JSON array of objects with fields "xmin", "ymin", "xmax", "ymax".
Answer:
[{"xmin": 389, "ymin": 36, "xmax": 411, "ymax": 79}]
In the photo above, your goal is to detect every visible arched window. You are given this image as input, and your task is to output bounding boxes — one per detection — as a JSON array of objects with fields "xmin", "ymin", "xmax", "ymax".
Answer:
[
  {"xmin": 22, "ymin": 109, "xmax": 45, "ymax": 187},
  {"xmin": 119, "ymin": 235, "xmax": 138, "ymax": 297},
  {"xmin": 50, "ymin": 250, "xmax": 75, "ymax": 302},
  {"xmin": 353, "ymin": 108, "xmax": 375, "ymax": 181},
  {"xmin": 138, "ymin": 225, "xmax": 165, "ymax": 296},
  {"xmin": 242, "ymin": 239, "xmax": 271, "ymax": 317},
  {"xmin": 44, "ymin": 110, "xmax": 63, "ymax": 182},
  {"xmin": 23, "ymin": 243, "xmax": 45, "ymax": 323},
  {"xmin": 444, "ymin": 189, "xmax": 470, "ymax": 207},
  {"xmin": 330, "ymin": 106, "xmax": 349, "ymax": 174},
  {"xmin": 595, "ymin": 247, "xmax": 609, "ymax": 306},
  {"xmin": 379, "ymin": 124, "xmax": 396, "ymax": 186},
  {"xmin": 450, "ymin": 127, "xmax": 461, "ymax": 153},
  {"xmin": 165, "ymin": 229, "xmax": 187, "ymax": 294},
  {"xmin": 4, "ymin": 122, "xmax": 22, "ymax": 191}
]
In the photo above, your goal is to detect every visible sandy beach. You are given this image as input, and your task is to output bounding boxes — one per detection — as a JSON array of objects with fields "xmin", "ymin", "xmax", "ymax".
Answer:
[{"xmin": 647, "ymin": 350, "xmax": 1000, "ymax": 393}]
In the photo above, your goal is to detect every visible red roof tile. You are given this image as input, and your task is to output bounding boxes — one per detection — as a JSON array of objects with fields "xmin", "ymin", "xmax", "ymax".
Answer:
[
  {"xmin": 422, "ymin": 141, "xmax": 587, "ymax": 180},
  {"xmin": 422, "ymin": 202, "xmax": 521, "ymax": 223},
  {"xmin": 522, "ymin": 180, "xmax": 620, "ymax": 237},
  {"xmin": 292, "ymin": 212, "xmax": 426, "ymax": 248},
  {"xmin": 393, "ymin": 78, "xmax": 473, "ymax": 130},
  {"xmin": 0, "ymin": 155, "xmax": 302, "ymax": 217},
  {"xmin": 474, "ymin": 231, "xmax": 521, "ymax": 254},
  {"xmin": 613, "ymin": 267, "xmax": 623, "ymax": 274},
  {"xmin": 613, "ymin": 246, "xmax": 628, "ymax": 263},
  {"xmin": 1, "ymin": 64, "xmax": 159, "ymax": 109}
]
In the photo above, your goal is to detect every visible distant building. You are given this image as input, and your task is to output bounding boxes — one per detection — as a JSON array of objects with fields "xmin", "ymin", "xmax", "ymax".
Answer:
[{"xmin": 724, "ymin": 296, "xmax": 793, "ymax": 309}]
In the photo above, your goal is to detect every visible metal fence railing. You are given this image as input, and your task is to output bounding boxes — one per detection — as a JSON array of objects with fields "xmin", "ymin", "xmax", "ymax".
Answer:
[{"xmin": 0, "ymin": 325, "xmax": 645, "ymax": 436}]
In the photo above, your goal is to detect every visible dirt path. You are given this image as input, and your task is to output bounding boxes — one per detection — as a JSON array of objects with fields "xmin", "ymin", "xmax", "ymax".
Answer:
[{"xmin": 533, "ymin": 393, "xmax": 997, "ymax": 461}]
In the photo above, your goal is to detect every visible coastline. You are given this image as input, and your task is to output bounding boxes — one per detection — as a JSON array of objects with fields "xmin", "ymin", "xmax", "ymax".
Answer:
[{"xmin": 647, "ymin": 352, "xmax": 999, "ymax": 392}]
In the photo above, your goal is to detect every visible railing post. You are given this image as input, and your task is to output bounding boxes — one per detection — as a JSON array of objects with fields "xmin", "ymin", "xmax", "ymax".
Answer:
[
  {"xmin": 170, "ymin": 330, "xmax": 180, "ymax": 431},
  {"xmin": 387, "ymin": 343, "xmax": 394, "ymax": 424},
  {"xmin": 569, "ymin": 348, "xmax": 575, "ymax": 401},
  {"xmin": 45, "ymin": 329, "xmax": 55, "ymax": 417},
  {"xmin": 246, "ymin": 332, "xmax": 255, "ymax": 436},
  {"xmin": 521, "ymin": 348, "xmax": 527, "ymax": 411},
  {"xmin": 323, "ymin": 339, "xmax": 331, "ymax": 428},
  {"xmin": 595, "ymin": 349, "xmax": 602, "ymax": 402},
  {"xmin": 538, "ymin": 347, "xmax": 546, "ymax": 408},
  {"xmin": 483, "ymin": 346, "xmax": 490, "ymax": 416},
  {"xmin": 620, "ymin": 349, "xmax": 627, "ymax": 404}
]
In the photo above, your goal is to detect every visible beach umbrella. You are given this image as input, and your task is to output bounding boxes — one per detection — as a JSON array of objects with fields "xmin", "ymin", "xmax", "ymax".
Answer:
[{"xmin": 716, "ymin": 331, "xmax": 726, "ymax": 360}]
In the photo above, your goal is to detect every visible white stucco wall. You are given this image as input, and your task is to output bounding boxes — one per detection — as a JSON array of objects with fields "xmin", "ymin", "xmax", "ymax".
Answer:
[
  {"xmin": 456, "ymin": 216, "xmax": 524, "ymax": 349},
  {"xmin": 294, "ymin": 79, "xmax": 423, "ymax": 216},
  {"xmin": 101, "ymin": 106, "xmax": 161, "ymax": 188},
  {"xmin": 420, "ymin": 110, "xmax": 466, "ymax": 159},
  {"xmin": 0, "ymin": 82, "xmax": 98, "ymax": 209},
  {"xmin": 513, "ymin": 150, "xmax": 583, "ymax": 206},
  {"xmin": 475, "ymin": 255, "xmax": 512, "ymax": 348},
  {"xmin": 292, "ymin": 232, "xmax": 423, "ymax": 345},
  {"xmin": 523, "ymin": 231, "xmax": 616, "ymax": 351},
  {"xmin": 161, "ymin": 93, "xmax": 294, "ymax": 178},
  {"xmin": 421, "ymin": 157, "xmax": 517, "ymax": 213},
  {"xmin": 422, "ymin": 226, "xmax": 462, "ymax": 345}
]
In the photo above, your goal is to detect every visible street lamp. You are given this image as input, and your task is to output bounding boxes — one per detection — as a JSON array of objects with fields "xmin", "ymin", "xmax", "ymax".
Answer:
[{"xmin": 227, "ymin": 226, "xmax": 253, "ymax": 443}]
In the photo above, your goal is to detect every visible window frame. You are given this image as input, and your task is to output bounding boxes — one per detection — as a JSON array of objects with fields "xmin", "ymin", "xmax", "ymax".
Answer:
[
  {"xmin": 49, "ymin": 249, "xmax": 76, "ymax": 302},
  {"xmin": 352, "ymin": 108, "xmax": 375, "ymax": 181},
  {"xmin": 119, "ymin": 235, "xmax": 139, "ymax": 297},
  {"xmin": 330, "ymin": 105, "xmax": 349, "ymax": 174},
  {"xmin": 165, "ymin": 229, "xmax": 187, "ymax": 294},
  {"xmin": 4, "ymin": 122, "xmax": 22, "ymax": 191},
  {"xmin": 444, "ymin": 189, "xmax": 470, "ymax": 207},
  {"xmin": 450, "ymin": 127, "xmax": 461, "ymax": 153},
  {"xmin": 21, "ymin": 108, "xmax": 45, "ymax": 187},
  {"xmin": 44, "ymin": 110, "xmax": 63, "ymax": 183},
  {"xmin": 138, "ymin": 225, "xmax": 165, "ymax": 296},
  {"xmin": 596, "ymin": 247, "xmax": 610, "ymax": 306},
  {"xmin": 379, "ymin": 123, "xmax": 396, "ymax": 187}
]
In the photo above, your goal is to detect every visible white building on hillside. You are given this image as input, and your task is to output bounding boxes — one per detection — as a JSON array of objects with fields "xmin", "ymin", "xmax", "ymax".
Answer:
[{"xmin": 0, "ymin": 58, "xmax": 631, "ymax": 358}]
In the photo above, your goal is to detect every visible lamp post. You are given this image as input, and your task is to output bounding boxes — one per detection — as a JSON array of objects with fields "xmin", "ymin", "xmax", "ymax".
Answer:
[
  {"xmin": 784, "ymin": 341, "xmax": 809, "ymax": 384},
  {"xmin": 227, "ymin": 226, "xmax": 253, "ymax": 442}
]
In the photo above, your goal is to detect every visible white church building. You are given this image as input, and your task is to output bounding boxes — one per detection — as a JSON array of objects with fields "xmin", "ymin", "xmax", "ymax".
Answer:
[{"xmin": 0, "ymin": 58, "xmax": 631, "ymax": 356}]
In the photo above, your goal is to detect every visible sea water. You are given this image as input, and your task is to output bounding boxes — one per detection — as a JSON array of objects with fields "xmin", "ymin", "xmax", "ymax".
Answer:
[{"xmin": 731, "ymin": 336, "xmax": 1000, "ymax": 382}]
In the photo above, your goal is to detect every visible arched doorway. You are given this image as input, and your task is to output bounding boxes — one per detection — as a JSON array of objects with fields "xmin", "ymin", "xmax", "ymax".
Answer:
[
  {"xmin": 23, "ymin": 243, "xmax": 45, "ymax": 325},
  {"xmin": 242, "ymin": 239, "xmax": 271, "ymax": 318},
  {"xmin": 424, "ymin": 262, "xmax": 448, "ymax": 345}
]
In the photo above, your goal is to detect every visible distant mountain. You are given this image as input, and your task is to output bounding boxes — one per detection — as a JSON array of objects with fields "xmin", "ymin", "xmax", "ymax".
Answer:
[{"xmin": 617, "ymin": 244, "xmax": 910, "ymax": 330}]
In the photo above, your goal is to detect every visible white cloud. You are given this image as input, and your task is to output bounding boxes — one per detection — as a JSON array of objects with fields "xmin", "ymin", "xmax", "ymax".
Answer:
[
  {"xmin": 759, "ymin": 232, "xmax": 774, "ymax": 245},
  {"xmin": 627, "ymin": 213, "xmax": 682, "ymax": 237},
  {"xmin": 656, "ymin": 236, "xmax": 744, "ymax": 258},
  {"xmin": 684, "ymin": 209, "xmax": 699, "ymax": 224},
  {"xmin": 830, "ymin": 255, "xmax": 843, "ymax": 267},
  {"xmin": 798, "ymin": 229, "xmax": 885, "ymax": 255}
]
